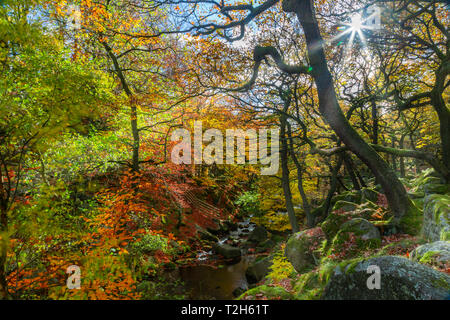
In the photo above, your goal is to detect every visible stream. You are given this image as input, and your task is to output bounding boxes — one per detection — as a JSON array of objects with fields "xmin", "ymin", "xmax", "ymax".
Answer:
[{"xmin": 179, "ymin": 217, "xmax": 257, "ymax": 299}]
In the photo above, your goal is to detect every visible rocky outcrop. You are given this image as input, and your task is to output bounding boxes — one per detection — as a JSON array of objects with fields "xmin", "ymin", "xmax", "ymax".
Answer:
[
  {"xmin": 410, "ymin": 241, "xmax": 450, "ymax": 269},
  {"xmin": 327, "ymin": 218, "xmax": 381, "ymax": 259},
  {"xmin": 284, "ymin": 227, "xmax": 326, "ymax": 273},
  {"xmin": 322, "ymin": 256, "xmax": 450, "ymax": 300},
  {"xmin": 422, "ymin": 194, "xmax": 450, "ymax": 241},
  {"xmin": 321, "ymin": 201, "xmax": 383, "ymax": 241}
]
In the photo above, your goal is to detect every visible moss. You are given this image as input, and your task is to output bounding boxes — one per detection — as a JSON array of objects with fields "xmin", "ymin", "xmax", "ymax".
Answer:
[
  {"xmin": 332, "ymin": 200, "xmax": 358, "ymax": 212},
  {"xmin": 432, "ymin": 277, "xmax": 450, "ymax": 291},
  {"xmin": 292, "ymin": 261, "xmax": 337, "ymax": 300},
  {"xmin": 239, "ymin": 285, "xmax": 293, "ymax": 300},
  {"xmin": 327, "ymin": 219, "xmax": 381, "ymax": 259},
  {"xmin": 398, "ymin": 199, "xmax": 423, "ymax": 235},
  {"xmin": 360, "ymin": 188, "xmax": 380, "ymax": 203},
  {"xmin": 321, "ymin": 212, "xmax": 350, "ymax": 240},
  {"xmin": 293, "ymin": 272, "xmax": 321, "ymax": 300}
]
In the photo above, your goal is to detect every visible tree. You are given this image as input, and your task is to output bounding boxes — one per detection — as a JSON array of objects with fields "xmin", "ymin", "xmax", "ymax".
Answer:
[{"xmin": 0, "ymin": 0, "xmax": 110, "ymax": 298}]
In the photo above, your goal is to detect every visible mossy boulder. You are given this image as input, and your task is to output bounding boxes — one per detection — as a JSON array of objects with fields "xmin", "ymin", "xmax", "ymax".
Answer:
[
  {"xmin": 332, "ymin": 192, "xmax": 362, "ymax": 205},
  {"xmin": 245, "ymin": 255, "xmax": 274, "ymax": 284},
  {"xmin": 410, "ymin": 241, "xmax": 450, "ymax": 270},
  {"xmin": 239, "ymin": 284, "xmax": 293, "ymax": 300},
  {"xmin": 424, "ymin": 183, "xmax": 449, "ymax": 195},
  {"xmin": 332, "ymin": 200, "xmax": 358, "ymax": 212},
  {"xmin": 422, "ymin": 194, "xmax": 450, "ymax": 241},
  {"xmin": 321, "ymin": 201, "xmax": 386, "ymax": 241},
  {"xmin": 284, "ymin": 227, "xmax": 326, "ymax": 273},
  {"xmin": 327, "ymin": 218, "xmax": 381, "ymax": 259},
  {"xmin": 321, "ymin": 211, "xmax": 353, "ymax": 241},
  {"xmin": 322, "ymin": 256, "xmax": 450, "ymax": 300},
  {"xmin": 396, "ymin": 199, "xmax": 423, "ymax": 236}
]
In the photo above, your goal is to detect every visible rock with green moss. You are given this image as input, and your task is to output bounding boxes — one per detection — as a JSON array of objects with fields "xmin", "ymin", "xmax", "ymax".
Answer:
[
  {"xmin": 246, "ymin": 255, "xmax": 274, "ymax": 284},
  {"xmin": 341, "ymin": 218, "xmax": 381, "ymax": 241},
  {"xmin": 424, "ymin": 183, "xmax": 449, "ymax": 195},
  {"xmin": 361, "ymin": 188, "xmax": 380, "ymax": 203},
  {"xmin": 332, "ymin": 200, "xmax": 358, "ymax": 212},
  {"xmin": 331, "ymin": 191, "xmax": 362, "ymax": 205},
  {"xmin": 284, "ymin": 227, "xmax": 326, "ymax": 273},
  {"xmin": 322, "ymin": 256, "xmax": 450, "ymax": 300},
  {"xmin": 239, "ymin": 284, "xmax": 293, "ymax": 300},
  {"xmin": 321, "ymin": 201, "xmax": 384, "ymax": 241},
  {"xmin": 327, "ymin": 218, "xmax": 381, "ymax": 259},
  {"xmin": 422, "ymin": 194, "xmax": 450, "ymax": 241},
  {"xmin": 410, "ymin": 241, "xmax": 450, "ymax": 269},
  {"xmin": 321, "ymin": 211, "xmax": 352, "ymax": 241}
]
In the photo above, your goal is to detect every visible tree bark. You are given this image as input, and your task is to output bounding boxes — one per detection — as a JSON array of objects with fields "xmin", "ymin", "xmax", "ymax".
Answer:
[
  {"xmin": 102, "ymin": 41, "xmax": 140, "ymax": 172},
  {"xmin": 287, "ymin": 122, "xmax": 313, "ymax": 227},
  {"xmin": 280, "ymin": 114, "xmax": 300, "ymax": 233}
]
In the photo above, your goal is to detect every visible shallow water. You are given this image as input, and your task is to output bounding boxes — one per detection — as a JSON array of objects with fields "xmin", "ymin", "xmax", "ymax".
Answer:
[{"xmin": 179, "ymin": 256, "xmax": 253, "ymax": 300}]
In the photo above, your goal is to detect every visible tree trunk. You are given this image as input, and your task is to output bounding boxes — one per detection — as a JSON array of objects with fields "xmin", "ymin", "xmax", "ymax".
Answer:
[
  {"xmin": 102, "ymin": 41, "xmax": 140, "ymax": 172},
  {"xmin": 371, "ymin": 99, "xmax": 379, "ymax": 145},
  {"xmin": 0, "ymin": 164, "xmax": 8, "ymax": 299},
  {"xmin": 431, "ymin": 88, "xmax": 450, "ymax": 182},
  {"xmin": 284, "ymin": 0, "xmax": 412, "ymax": 225},
  {"xmin": 280, "ymin": 115, "xmax": 300, "ymax": 233},
  {"xmin": 287, "ymin": 123, "xmax": 313, "ymax": 227},
  {"xmin": 391, "ymin": 138, "xmax": 398, "ymax": 172},
  {"xmin": 131, "ymin": 102, "xmax": 140, "ymax": 172},
  {"xmin": 343, "ymin": 153, "xmax": 361, "ymax": 190}
]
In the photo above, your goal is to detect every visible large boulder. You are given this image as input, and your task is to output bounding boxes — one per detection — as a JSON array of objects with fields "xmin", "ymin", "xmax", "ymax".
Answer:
[
  {"xmin": 422, "ymin": 194, "xmax": 450, "ymax": 241},
  {"xmin": 410, "ymin": 241, "xmax": 450, "ymax": 269},
  {"xmin": 327, "ymin": 218, "xmax": 381, "ymax": 259},
  {"xmin": 245, "ymin": 255, "xmax": 274, "ymax": 284},
  {"xmin": 323, "ymin": 256, "xmax": 450, "ymax": 300},
  {"xmin": 212, "ymin": 243, "xmax": 241, "ymax": 260},
  {"xmin": 285, "ymin": 227, "xmax": 326, "ymax": 273},
  {"xmin": 340, "ymin": 218, "xmax": 381, "ymax": 241}
]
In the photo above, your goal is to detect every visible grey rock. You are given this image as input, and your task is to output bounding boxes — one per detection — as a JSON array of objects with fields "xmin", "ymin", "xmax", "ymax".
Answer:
[
  {"xmin": 422, "ymin": 194, "xmax": 450, "ymax": 241},
  {"xmin": 410, "ymin": 241, "xmax": 450, "ymax": 265},
  {"xmin": 285, "ymin": 227, "xmax": 326, "ymax": 273},
  {"xmin": 323, "ymin": 256, "xmax": 450, "ymax": 300},
  {"xmin": 340, "ymin": 218, "xmax": 381, "ymax": 241}
]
